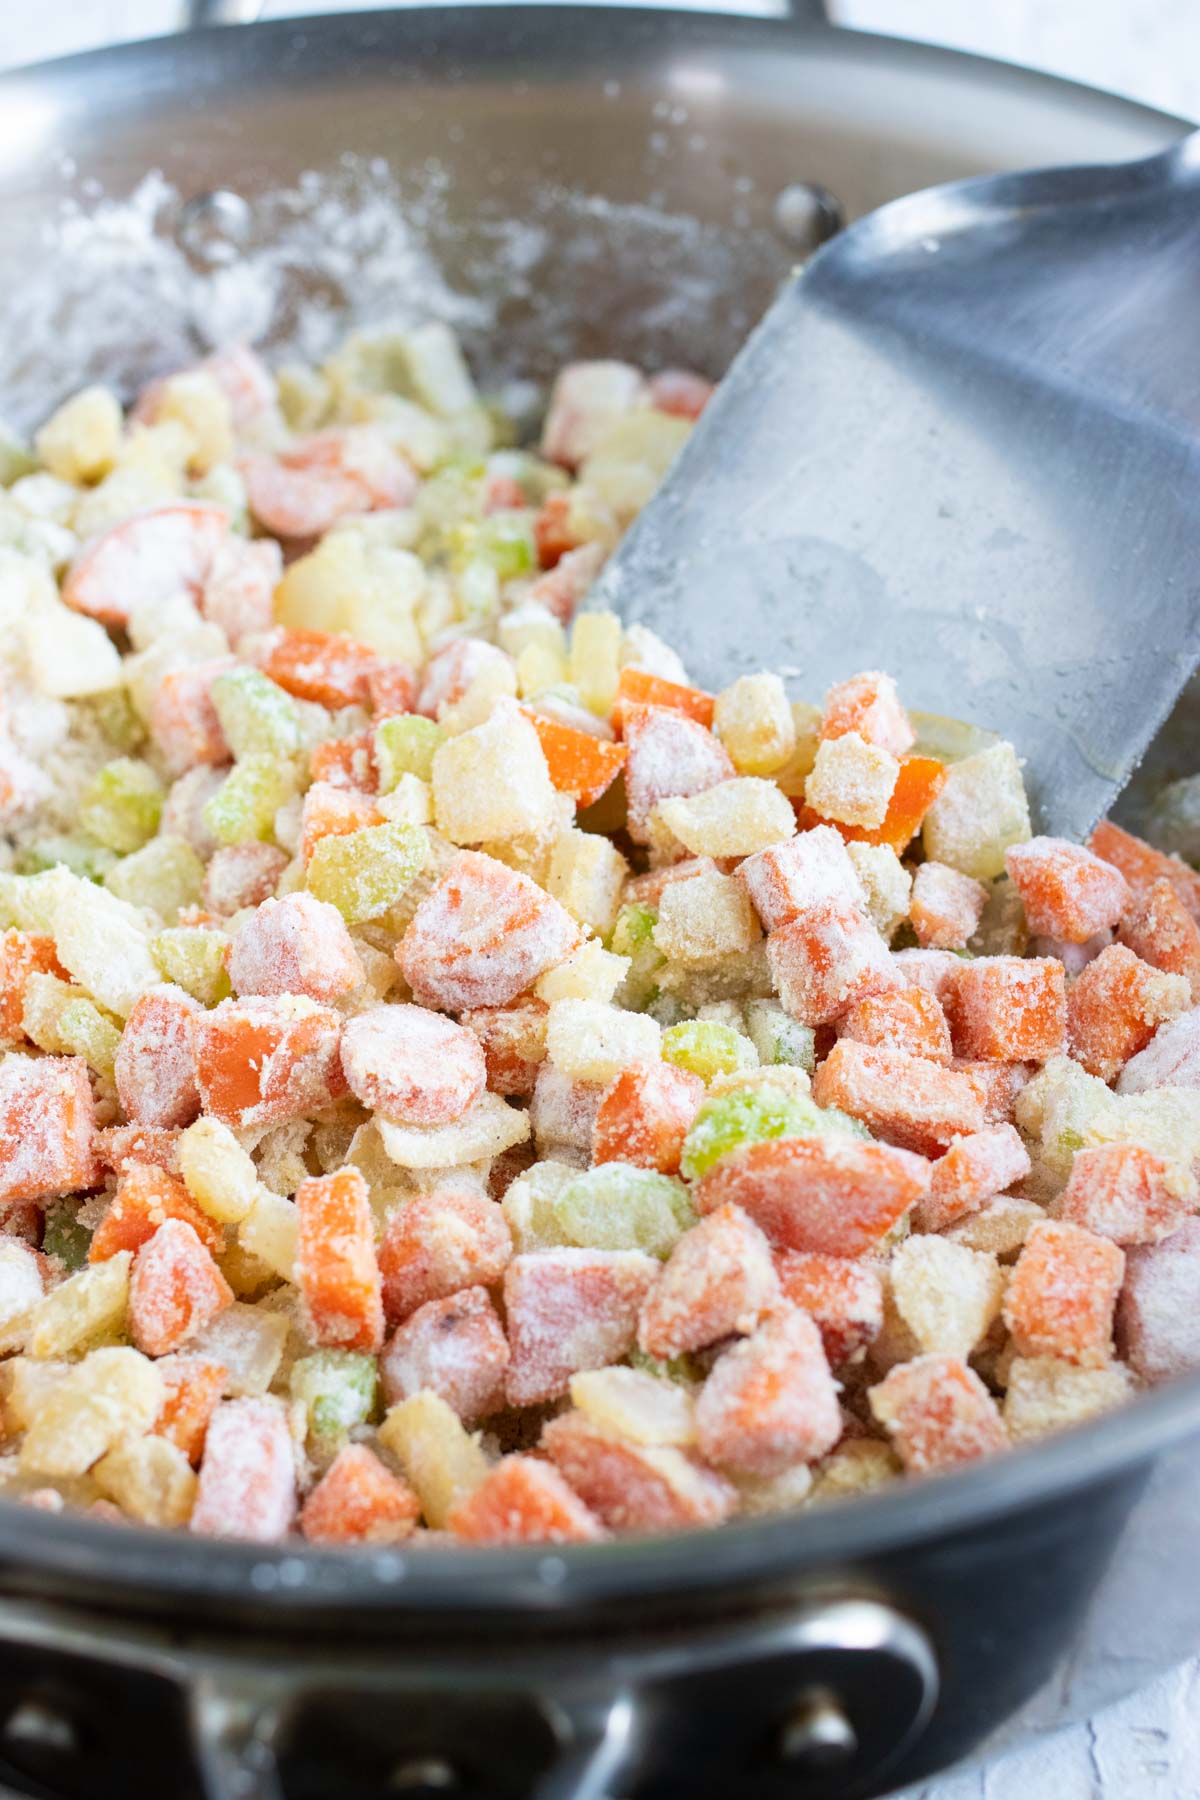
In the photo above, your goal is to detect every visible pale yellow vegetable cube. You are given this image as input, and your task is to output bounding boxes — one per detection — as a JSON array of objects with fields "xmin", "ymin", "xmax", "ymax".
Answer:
[
  {"xmin": 568, "ymin": 611, "xmax": 622, "ymax": 716},
  {"xmin": 714, "ymin": 673, "xmax": 796, "ymax": 776},
  {"xmin": 378, "ymin": 1091, "xmax": 531, "ymax": 1169},
  {"xmin": 653, "ymin": 871, "xmax": 761, "ymax": 966},
  {"xmin": 179, "ymin": 1116, "xmax": 260, "ymax": 1224},
  {"xmin": 546, "ymin": 997, "xmax": 661, "ymax": 1084},
  {"xmin": 40, "ymin": 867, "xmax": 160, "ymax": 1019},
  {"xmin": 501, "ymin": 1159, "xmax": 579, "ymax": 1253},
  {"xmin": 29, "ymin": 1253, "xmax": 132, "ymax": 1360},
  {"xmin": 432, "ymin": 700, "xmax": 556, "ymax": 845},
  {"xmin": 847, "ymin": 842, "xmax": 913, "ymax": 940},
  {"xmin": 21, "ymin": 1347, "xmax": 163, "ymax": 1477},
  {"xmin": 187, "ymin": 1302, "xmax": 289, "ymax": 1397},
  {"xmin": 806, "ymin": 732, "xmax": 899, "ymax": 830},
  {"xmin": 888, "ymin": 1236, "xmax": 1005, "ymax": 1362},
  {"xmin": 618, "ymin": 624, "xmax": 689, "ymax": 686},
  {"xmin": 1, "ymin": 1358, "xmax": 69, "ymax": 1432},
  {"xmin": 536, "ymin": 938, "xmax": 629, "ymax": 1006},
  {"xmin": 34, "ymin": 385, "xmax": 122, "ymax": 484},
  {"xmin": 569, "ymin": 1367, "xmax": 696, "ymax": 1446},
  {"xmin": 400, "ymin": 322, "xmax": 478, "ymax": 417},
  {"xmin": 20, "ymin": 972, "xmax": 79, "ymax": 1056},
  {"xmin": 1003, "ymin": 1356, "xmax": 1132, "ymax": 1442},
  {"xmin": 23, "ymin": 600, "xmax": 123, "ymax": 698},
  {"xmin": 499, "ymin": 603, "xmax": 567, "ymax": 663},
  {"xmin": 516, "ymin": 642, "xmax": 567, "ymax": 699},
  {"xmin": 378, "ymin": 1391, "xmax": 489, "ymax": 1527},
  {"xmin": 580, "ymin": 411, "xmax": 691, "ymax": 523},
  {"xmin": 0, "ymin": 1243, "xmax": 44, "ymax": 1342},
  {"xmin": 238, "ymin": 1190, "xmax": 300, "ymax": 1282},
  {"xmin": 734, "ymin": 1463, "xmax": 815, "ymax": 1517},
  {"xmin": 93, "ymin": 1434, "xmax": 198, "ymax": 1527},
  {"xmin": 656, "ymin": 778, "xmax": 795, "ymax": 858},
  {"xmin": 943, "ymin": 1196, "xmax": 1045, "ymax": 1260},
  {"xmin": 808, "ymin": 1440, "xmax": 902, "ymax": 1504},
  {"xmin": 437, "ymin": 658, "xmax": 519, "ymax": 736},
  {"xmin": 922, "ymin": 741, "xmax": 1032, "ymax": 881},
  {"xmin": 152, "ymin": 372, "xmax": 234, "ymax": 475},
  {"xmin": 546, "ymin": 829, "xmax": 629, "ymax": 937},
  {"xmin": 377, "ymin": 775, "xmax": 433, "ymax": 827}
]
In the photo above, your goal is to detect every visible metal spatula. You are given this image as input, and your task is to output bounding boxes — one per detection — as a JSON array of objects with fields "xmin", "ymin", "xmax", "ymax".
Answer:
[{"xmin": 596, "ymin": 132, "xmax": 1200, "ymax": 840}]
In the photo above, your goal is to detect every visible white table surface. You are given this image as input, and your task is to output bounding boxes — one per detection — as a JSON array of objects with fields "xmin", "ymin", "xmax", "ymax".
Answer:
[{"xmin": 2, "ymin": 5, "xmax": 1200, "ymax": 1798}]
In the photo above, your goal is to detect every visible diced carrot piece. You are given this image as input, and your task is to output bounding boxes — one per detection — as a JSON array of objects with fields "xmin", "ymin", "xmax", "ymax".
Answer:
[
  {"xmin": 593, "ymin": 1062, "xmax": 705, "ymax": 1175},
  {"xmin": 154, "ymin": 1354, "xmax": 228, "ymax": 1465},
  {"xmin": 191, "ymin": 995, "xmax": 345, "ymax": 1130},
  {"xmin": 533, "ymin": 491, "xmax": 580, "ymax": 569},
  {"xmin": 341, "ymin": 1003, "xmax": 485, "ymax": 1125},
  {"xmin": 399, "ymin": 851, "xmax": 580, "ymax": 1012},
  {"xmin": 1117, "ymin": 1217, "xmax": 1200, "ymax": 1380},
  {"xmin": 648, "ymin": 368, "xmax": 715, "ymax": 420},
  {"xmin": 300, "ymin": 1444, "xmax": 420, "ymax": 1544},
  {"xmin": 638, "ymin": 1203, "xmax": 779, "ymax": 1359},
  {"xmin": 1066, "ymin": 944, "xmax": 1189, "ymax": 1083},
  {"xmin": 62, "ymin": 501, "xmax": 230, "ymax": 628},
  {"xmin": 295, "ymin": 1167, "xmax": 383, "ymax": 1353},
  {"xmin": 943, "ymin": 956, "xmax": 1067, "ymax": 1062},
  {"xmin": 1058, "ymin": 1143, "xmax": 1191, "ymax": 1246},
  {"xmin": 447, "ymin": 1454, "xmax": 604, "ymax": 1545},
  {"xmin": 613, "ymin": 667, "xmax": 715, "ymax": 731},
  {"xmin": 767, "ymin": 902, "xmax": 900, "ymax": 1026},
  {"xmin": 263, "ymin": 628, "xmax": 380, "ymax": 709},
  {"xmin": 737, "ymin": 825, "xmax": 860, "ymax": 931},
  {"xmin": 893, "ymin": 947, "xmax": 964, "ymax": 1003},
  {"xmin": 308, "ymin": 727, "xmax": 379, "ymax": 793},
  {"xmin": 129, "ymin": 1218, "xmax": 234, "ymax": 1356},
  {"xmin": 366, "ymin": 661, "xmax": 417, "ymax": 720},
  {"xmin": 151, "ymin": 658, "xmax": 234, "ymax": 776},
  {"xmin": 1118, "ymin": 878, "xmax": 1200, "ymax": 1001},
  {"xmin": 527, "ymin": 544, "xmax": 606, "ymax": 627},
  {"xmin": 461, "ymin": 1000, "xmax": 548, "ymax": 1097},
  {"xmin": 620, "ymin": 703, "xmax": 733, "ymax": 844},
  {"xmin": 1004, "ymin": 1219, "xmax": 1125, "ymax": 1368},
  {"xmin": 300, "ymin": 782, "xmax": 384, "ymax": 866},
  {"xmin": 0, "ymin": 1055, "xmax": 98, "ymax": 1204},
  {"xmin": 797, "ymin": 755, "xmax": 948, "ymax": 853},
  {"xmin": 504, "ymin": 1249, "xmax": 657, "ymax": 1405},
  {"xmin": 1089, "ymin": 819, "xmax": 1200, "ymax": 922},
  {"xmin": 482, "ymin": 472, "xmax": 528, "ymax": 513},
  {"xmin": 96, "ymin": 1125, "xmax": 182, "ymax": 1178},
  {"xmin": 820, "ymin": 671, "xmax": 915, "ymax": 757},
  {"xmin": 202, "ymin": 845, "xmax": 289, "ymax": 920},
  {"xmin": 870, "ymin": 1354, "xmax": 1007, "ymax": 1472},
  {"xmin": 910, "ymin": 862, "xmax": 988, "ymax": 951},
  {"xmin": 695, "ymin": 1136, "xmax": 930, "ymax": 1258},
  {"xmin": 191, "ymin": 1397, "xmax": 297, "ymax": 1542},
  {"xmin": 228, "ymin": 893, "xmax": 363, "ymax": 1005},
  {"xmin": 917, "ymin": 1124, "xmax": 1032, "ymax": 1232},
  {"xmin": 91, "ymin": 1160, "xmax": 223, "ymax": 1262},
  {"xmin": 530, "ymin": 1065, "xmax": 608, "ymax": 1157},
  {"xmin": 1, "ymin": 931, "xmax": 66, "ymax": 1043},
  {"xmin": 694, "ymin": 1306, "xmax": 841, "ymax": 1476},
  {"xmin": 520, "ymin": 706, "xmax": 627, "ymax": 808},
  {"xmin": 378, "ymin": 1188, "xmax": 512, "ymax": 1326},
  {"xmin": 839, "ymin": 987, "xmax": 953, "ymax": 1065},
  {"xmin": 813, "ymin": 1039, "xmax": 983, "ymax": 1156},
  {"xmin": 114, "ymin": 986, "xmax": 201, "ymax": 1129},
  {"xmin": 1005, "ymin": 836, "xmax": 1131, "ymax": 943},
  {"xmin": 542, "ymin": 1412, "xmax": 736, "ymax": 1532},
  {"xmin": 381, "ymin": 1286, "xmax": 510, "ymax": 1421},
  {"xmin": 952, "ymin": 1060, "xmax": 1032, "ymax": 1126},
  {"xmin": 772, "ymin": 1251, "xmax": 884, "ymax": 1366}
]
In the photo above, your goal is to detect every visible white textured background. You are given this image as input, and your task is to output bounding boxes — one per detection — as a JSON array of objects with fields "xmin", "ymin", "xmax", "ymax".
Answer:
[{"xmin": 2, "ymin": 4, "xmax": 1200, "ymax": 1797}]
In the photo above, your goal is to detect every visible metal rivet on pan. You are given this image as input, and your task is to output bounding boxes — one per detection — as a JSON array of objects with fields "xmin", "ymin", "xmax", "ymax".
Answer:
[
  {"xmin": 176, "ymin": 189, "xmax": 252, "ymax": 267},
  {"xmin": 777, "ymin": 1686, "xmax": 858, "ymax": 1768},
  {"xmin": 388, "ymin": 1755, "xmax": 460, "ymax": 1791},
  {"xmin": 773, "ymin": 182, "xmax": 844, "ymax": 253}
]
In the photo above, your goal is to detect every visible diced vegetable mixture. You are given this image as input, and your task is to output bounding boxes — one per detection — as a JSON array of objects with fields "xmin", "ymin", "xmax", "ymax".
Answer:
[{"xmin": 0, "ymin": 326, "xmax": 1197, "ymax": 1548}]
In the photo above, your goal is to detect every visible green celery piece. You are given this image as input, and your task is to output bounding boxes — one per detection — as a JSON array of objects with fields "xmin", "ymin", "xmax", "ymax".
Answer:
[
  {"xmin": 629, "ymin": 1347, "xmax": 701, "ymax": 1385},
  {"xmin": 610, "ymin": 903, "xmax": 658, "ymax": 953},
  {"xmin": 41, "ymin": 1201, "xmax": 92, "ymax": 1271},
  {"xmin": 105, "ymin": 837, "xmax": 205, "ymax": 922},
  {"xmin": 662, "ymin": 1020, "xmax": 757, "ymax": 1083},
  {"xmin": 78, "ymin": 759, "xmax": 163, "ymax": 854},
  {"xmin": 151, "ymin": 928, "xmax": 232, "ymax": 1007},
  {"xmin": 555, "ymin": 1164, "xmax": 696, "ymax": 1259},
  {"xmin": 447, "ymin": 512, "xmax": 536, "ymax": 581},
  {"xmin": 290, "ymin": 1351, "xmax": 378, "ymax": 1447},
  {"xmin": 13, "ymin": 836, "xmax": 117, "ymax": 882},
  {"xmin": 76, "ymin": 689, "xmax": 147, "ymax": 755},
  {"xmin": 0, "ymin": 424, "xmax": 37, "ymax": 485},
  {"xmin": 306, "ymin": 822, "xmax": 426, "ymax": 924},
  {"xmin": 679, "ymin": 1083, "xmax": 871, "ymax": 1183},
  {"xmin": 203, "ymin": 756, "xmax": 296, "ymax": 847},
  {"xmin": 57, "ymin": 998, "xmax": 121, "ymax": 1082},
  {"xmin": 374, "ymin": 715, "xmax": 443, "ymax": 790},
  {"xmin": 744, "ymin": 999, "xmax": 816, "ymax": 1074},
  {"xmin": 211, "ymin": 667, "xmax": 301, "ymax": 761}
]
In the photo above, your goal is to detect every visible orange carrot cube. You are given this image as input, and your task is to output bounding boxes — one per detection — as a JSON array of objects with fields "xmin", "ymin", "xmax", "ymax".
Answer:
[
  {"xmin": 648, "ymin": 368, "xmax": 715, "ymax": 420},
  {"xmin": 367, "ymin": 661, "xmax": 417, "ymax": 720},
  {"xmin": 694, "ymin": 1135, "xmax": 930, "ymax": 1258},
  {"xmin": 1, "ymin": 931, "xmax": 66, "ymax": 1043},
  {"xmin": 766, "ymin": 902, "xmax": 900, "ymax": 1026},
  {"xmin": 812, "ymin": 1039, "xmax": 984, "ymax": 1156},
  {"xmin": 153, "ymin": 1354, "xmax": 228, "ymax": 1464},
  {"xmin": 533, "ymin": 490, "xmax": 580, "ymax": 569},
  {"xmin": 1117, "ymin": 877, "xmax": 1200, "ymax": 1001},
  {"xmin": 1066, "ymin": 944, "xmax": 1189, "ymax": 1083},
  {"xmin": 378, "ymin": 1188, "xmax": 512, "ymax": 1326},
  {"xmin": 191, "ymin": 995, "xmax": 344, "ymax": 1130},
  {"xmin": 504, "ymin": 1249, "xmax": 657, "ymax": 1405},
  {"xmin": 263, "ymin": 628, "xmax": 379, "ymax": 709},
  {"xmin": 295, "ymin": 1167, "xmax": 383, "ymax": 1353},
  {"xmin": 694, "ymin": 1306, "xmax": 841, "ymax": 1476},
  {"xmin": 797, "ymin": 755, "xmax": 948, "ymax": 854},
  {"xmin": 151, "ymin": 658, "xmax": 234, "ymax": 776},
  {"xmin": 114, "ymin": 986, "xmax": 201, "ymax": 1130},
  {"xmin": 541, "ymin": 1411, "xmax": 736, "ymax": 1533},
  {"xmin": 461, "ymin": 1001, "xmax": 548, "ymax": 1097},
  {"xmin": 736, "ymin": 824, "xmax": 861, "ymax": 931},
  {"xmin": 1116, "ymin": 1218, "xmax": 1200, "ymax": 1380},
  {"xmin": 917, "ymin": 1124, "xmax": 1031, "ymax": 1232},
  {"xmin": 129, "ymin": 1218, "xmax": 234, "ymax": 1356},
  {"xmin": 91, "ymin": 1160, "xmax": 223, "ymax": 1263},
  {"xmin": 202, "ymin": 842, "xmax": 289, "ymax": 915},
  {"xmin": 399, "ymin": 851, "xmax": 579, "ymax": 1012},
  {"xmin": 1089, "ymin": 819, "xmax": 1200, "ymax": 921},
  {"xmin": 943, "ymin": 956, "xmax": 1067, "ymax": 1062},
  {"xmin": 838, "ymin": 987, "xmax": 952, "ymax": 1066},
  {"xmin": 593, "ymin": 1062, "xmax": 705, "ymax": 1175},
  {"xmin": 952, "ymin": 1060, "xmax": 1032, "ymax": 1126},
  {"xmin": 340, "ymin": 1003, "xmax": 486, "ymax": 1125},
  {"xmin": 1004, "ymin": 1219, "xmax": 1125, "ymax": 1368},
  {"xmin": 308, "ymin": 727, "xmax": 378, "ymax": 793},
  {"xmin": 821, "ymin": 670, "xmax": 915, "ymax": 757},
  {"xmin": 620, "ymin": 704, "xmax": 732, "ymax": 843},
  {"xmin": 772, "ymin": 1250, "xmax": 884, "ymax": 1366},
  {"xmin": 0, "ymin": 1055, "xmax": 98, "ymax": 1204},
  {"xmin": 228, "ymin": 893, "xmax": 363, "ymax": 1005},
  {"xmin": 447, "ymin": 1454, "xmax": 604, "ymax": 1544},
  {"xmin": 870, "ymin": 1354, "xmax": 1006, "ymax": 1472},
  {"xmin": 1058, "ymin": 1143, "xmax": 1191, "ymax": 1247},
  {"xmin": 299, "ymin": 782, "xmax": 384, "ymax": 866},
  {"xmin": 613, "ymin": 667, "xmax": 716, "ymax": 731},
  {"xmin": 530, "ymin": 1065, "xmax": 607, "ymax": 1158},
  {"xmin": 1005, "ymin": 836, "xmax": 1131, "ymax": 943},
  {"xmin": 910, "ymin": 862, "xmax": 988, "ymax": 951},
  {"xmin": 638, "ymin": 1202, "xmax": 779, "ymax": 1359},
  {"xmin": 191, "ymin": 1397, "xmax": 297, "ymax": 1541},
  {"xmin": 381, "ymin": 1287, "xmax": 510, "ymax": 1421},
  {"xmin": 520, "ymin": 706, "xmax": 627, "ymax": 808},
  {"xmin": 300, "ymin": 1444, "xmax": 420, "ymax": 1544},
  {"xmin": 96, "ymin": 1124, "xmax": 183, "ymax": 1178},
  {"xmin": 893, "ymin": 947, "xmax": 964, "ymax": 1003}
]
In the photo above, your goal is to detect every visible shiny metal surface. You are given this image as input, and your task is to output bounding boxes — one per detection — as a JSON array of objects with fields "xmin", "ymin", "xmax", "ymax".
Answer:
[{"xmin": 602, "ymin": 129, "xmax": 1200, "ymax": 841}]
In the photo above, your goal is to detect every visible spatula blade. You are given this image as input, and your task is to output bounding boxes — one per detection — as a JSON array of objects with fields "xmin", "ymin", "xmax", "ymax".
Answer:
[{"xmin": 596, "ymin": 138, "xmax": 1200, "ymax": 840}]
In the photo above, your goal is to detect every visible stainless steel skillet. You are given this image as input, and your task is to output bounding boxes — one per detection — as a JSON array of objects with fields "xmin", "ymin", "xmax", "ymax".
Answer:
[{"xmin": 0, "ymin": 8, "xmax": 1197, "ymax": 1799}]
